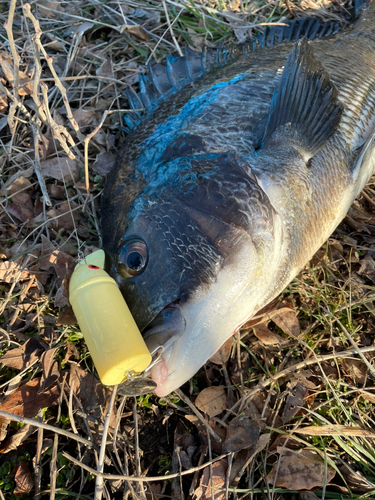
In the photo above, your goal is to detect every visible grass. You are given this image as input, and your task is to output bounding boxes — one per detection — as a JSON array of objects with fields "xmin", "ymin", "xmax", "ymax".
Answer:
[{"xmin": 0, "ymin": 0, "xmax": 375, "ymax": 499}]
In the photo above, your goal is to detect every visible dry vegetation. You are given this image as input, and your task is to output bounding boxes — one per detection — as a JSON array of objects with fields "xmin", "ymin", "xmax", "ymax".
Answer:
[{"xmin": 0, "ymin": 0, "xmax": 375, "ymax": 499}]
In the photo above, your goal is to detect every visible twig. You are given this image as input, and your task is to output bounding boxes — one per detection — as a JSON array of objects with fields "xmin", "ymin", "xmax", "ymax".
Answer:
[
  {"xmin": 63, "ymin": 451, "xmax": 230, "ymax": 482},
  {"xmin": 50, "ymin": 375, "xmax": 66, "ymax": 500},
  {"xmin": 34, "ymin": 410, "xmax": 43, "ymax": 500},
  {"xmin": 0, "ymin": 410, "xmax": 97, "ymax": 449},
  {"xmin": 95, "ymin": 386, "xmax": 118, "ymax": 500},
  {"xmin": 133, "ymin": 397, "xmax": 147, "ymax": 500},
  {"xmin": 229, "ymin": 345, "xmax": 375, "ymax": 415},
  {"xmin": 175, "ymin": 388, "xmax": 221, "ymax": 442},
  {"xmin": 30, "ymin": 122, "xmax": 52, "ymax": 206},
  {"xmin": 84, "ymin": 110, "xmax": 109, "ymax": 196},
  {"xmin": 4, "ymin": 0, "xmax": 20, "ymax": 96},
  {"xmin": 162, "ymin": 0, "xmax": 183, "ymax": 57}
]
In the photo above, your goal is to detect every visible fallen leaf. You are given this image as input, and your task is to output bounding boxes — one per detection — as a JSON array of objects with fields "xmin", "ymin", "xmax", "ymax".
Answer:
[
  {"xmin": 268, "ymin": 308, "xmax": 300, "ymax": 337},
  {"xmin": 0, "ymin": 337, "xmax": 44, "ymax": 371},
  {"xmin": 73, "ymin": 107, "xmax": 96, "ymax": 128},
  {"xmin": 54, "ymin": 282, "xmax": 70, "ymax": 308},
  {"xmin": 39, "ymin": 347, "xmax": 60, "ymax": 393},
  {"xmin": 194, "ymin": 460, "xmax": 227, "ymax": 500},
  {"xmin": 266, "ymin": 448, "xmax": 336, "ymax": 490},
  {"xmin": 338, "ymin": 462, "xmax": 375, "ymax": 494},
  {"xmin": 253, "ymin": 324, "xmax": 286, "ymax": 346},
  {"xmin": 230, "ymin": 433, "xmax": 270, "ymax": 486},
  {"xmin": 0, "ymin": 424, "xmax": 35, "ymax": 454},
  {"xmin": 56, "ymin": 307, "xmax": 77, "ymax": 326},
  {"xmin": 12, "ymin": 460, "xmax": 34, "ymax": 496},
  {"xmin": 358, "ymin": 254, "xmax": 375, "ymax": 284},
  {"xmin": 0, "ymin": 377, "xmax": 60, "ymax": 420},
  {"xmin": 223, "ymin": 416, "xmax": 260, "ymax": 453},
  {"xmin": 96, "ymin": 59, "xmax": 114, "ymax": 79},
  {"xmin": 63, "ymin": 341, "xmax": 80, "ymax": 363},
  {"xmin": 92, "ymin": 152, "xmax": 116, "ymax": 176},
  {"xmin": 342, "ymin": 358, "xmax": 367, "ymax": 385},
  {"xmin": 195, "ymin": 386, "xmax": 227, "ymax": 417},
  {"xmin": 47, "ymin": 200, "xmax": 81, "ymax": 231},
  {"xmin": 69, "ymin": 364, "xmax": 105, "ymax": 415},
  {"xmin": 282, "ymin": 383, "xmax": 308, "ymax": 424},
  {"xmin": 0, "ymin": 261, "xmax": 29, "ymax": 283},
  {"xmin": 39, "ymin": 157, "xmax": 79, "ymax": 183},
  {"xmin": 124, "ymin": 25, "xmax": 151, "ymax": 41},
  {"xmin": 210, "ymin": 337, "xmax": 233, "ymax": 365}
]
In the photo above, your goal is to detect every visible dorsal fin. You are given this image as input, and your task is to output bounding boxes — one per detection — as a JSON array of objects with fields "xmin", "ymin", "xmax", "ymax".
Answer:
[
  {"xmin": 123, "ymin": 16, "xmax": 341, "ymax": 132},
  {"xmin": 262, "ymin": 39, "xmax": 342, "ymax": 157}
]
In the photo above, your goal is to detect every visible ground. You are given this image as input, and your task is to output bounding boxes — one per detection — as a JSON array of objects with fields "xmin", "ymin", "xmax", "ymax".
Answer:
[{"xmin": 0, "ymin": 1, "xmax": 375, "ymax": 499}]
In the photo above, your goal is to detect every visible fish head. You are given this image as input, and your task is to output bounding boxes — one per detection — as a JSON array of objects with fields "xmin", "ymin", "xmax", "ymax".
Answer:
[{"xmin": 103, "ymin": 152, "xmax": 277, "ymax": 396}]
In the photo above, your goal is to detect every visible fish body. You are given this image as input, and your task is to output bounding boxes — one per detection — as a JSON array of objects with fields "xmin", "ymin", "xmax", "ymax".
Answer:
[{"xmin": 102, "ymin": 4, "xmax": 375, "ymax": 396}]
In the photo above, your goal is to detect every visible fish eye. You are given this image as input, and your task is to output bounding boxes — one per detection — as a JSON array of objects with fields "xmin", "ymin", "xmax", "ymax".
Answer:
[{"xmin": 117, "ymin": 239, "xmax": 148, "ymax": 278}]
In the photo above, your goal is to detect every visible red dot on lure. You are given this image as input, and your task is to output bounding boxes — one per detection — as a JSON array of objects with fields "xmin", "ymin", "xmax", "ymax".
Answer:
[{"xmin": 88, "ymin": 265, "xmax": 100, "ymax": 269}]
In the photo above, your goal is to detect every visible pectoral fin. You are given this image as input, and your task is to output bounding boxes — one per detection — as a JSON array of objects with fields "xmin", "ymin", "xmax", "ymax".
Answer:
[{"xmin": 262, "ymin": 39, "xmax": 342, "ymax": 157}]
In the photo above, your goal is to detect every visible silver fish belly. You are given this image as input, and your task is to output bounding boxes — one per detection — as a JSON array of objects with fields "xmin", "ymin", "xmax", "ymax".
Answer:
[{"xmin": 102, "ymin": 5, "xmax": 375, "ymax": 396}]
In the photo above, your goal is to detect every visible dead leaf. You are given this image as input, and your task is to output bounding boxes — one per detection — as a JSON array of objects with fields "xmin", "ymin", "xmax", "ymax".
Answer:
[
  {"xmin": 124, "ymin": 25, "xmax": 151, "ymax": 41},
  {"xmin": 0, "ymin": 261, "xmax": 29, "ymax": 283},
  {"xmin": 0, "ymin": 377, "xmax": 60, "ymax": 420},
  {"xmin": 47, "ymin": 200, "xmax": 81, "ymax": 231},
  {"xmin": 56, "ymin": 306, "xmax": 77, "ymax": 326},
  {"xmin": 0, "ymin": 424, "xmax": 35, "ymax": 454},
  {"xmin": 73, "ymin": 107, "xmax": 96, "ymax": 128},
  {"xmin": 358, "ymin": 254, "xmax": 375, "ymax": 283},
  {"xmin": 223, "ymin": 416, "xmax": 261, "ymax": 453},
  {"xmin": 92, "ymin": 152, "xmax": 116, "ymax": 176},
  {"xmin": 96, "ymin": 59, "xmax": 114, "ymax": 79},
  {"xmin": 338, "ymin": 462, "xmax": 375, "ymax": 494},
  {"xmin": 299, "ymin": 492, "xmax": 320, "ymax": 500},
  {"xmin": 69, "ymin": 364, "xmax": 105, "ymax": 414},
  {"xmin": 266, "ymin": 448, "xmax": 336, "ymax": 490},
  {"xmin": 0, "ymin": 337, "xmax": 44, "ymax": 371},
  {"xmin": 295, "ymin": 424, "xmax": 375, "ymax": 437},
  {"xmin": 194, "ymin": 460, "xmax": 227, "ymax": 500},
  {"xmin": 195, "ymin": 386, "xmax": 226, "ymax": 417},
  {"xmin": 253, "ymin": 324, "xmax": 286, "ymax": 346},
  {"xmin": 54, "ymin": 282, "xmax": 70, "ymax": 308},
  {"xmin": 39, "ymin": 348, "xmax": 60, "ymax": 393},
  {"xmin": 268, "ymin": 308, "xmax": 300, "ymax": 337},
  {"xmin": 342, "ymin": 358, "xmax": 367, "ymax": 385},
  {"xmin": 210, "ymin": 337, "xmax": 233, "ymax": 365},
  {"xmin": 12, "ymin": 460, "xmax": 34, "ymax": 496},
  {"xmin": 282, "ymin": 383, "xmax": 308, "ymax": 424},
  {"xmin": 39, "ymin": 157, "xmax": 79, "ymax": 183},
  {"xmin": 63, "ymin": 341, "xmax": 80, "ymax": 363}
]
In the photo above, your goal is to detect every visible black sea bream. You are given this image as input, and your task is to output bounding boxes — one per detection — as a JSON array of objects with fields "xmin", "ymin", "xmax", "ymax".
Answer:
[{"xmin": 102, "ymin": 3, "xmax": 375, "ymax": 396}]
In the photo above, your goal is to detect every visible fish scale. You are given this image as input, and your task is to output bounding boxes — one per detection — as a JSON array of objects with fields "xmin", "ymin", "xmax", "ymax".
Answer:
[{"xmin": 102, "ymin": 2, "xmax": 375, "ymax": 396}]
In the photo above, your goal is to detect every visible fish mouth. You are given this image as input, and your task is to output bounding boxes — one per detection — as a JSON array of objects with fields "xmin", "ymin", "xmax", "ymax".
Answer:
[{"xmin": 142, "ymin": 301, "xmax": 186, "ymax": 394}]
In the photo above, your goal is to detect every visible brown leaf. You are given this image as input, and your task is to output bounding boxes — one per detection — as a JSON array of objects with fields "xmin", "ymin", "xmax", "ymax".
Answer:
[
  {"xmin": 0, "ymin": 337, "xmax": 44, "ymax": 371},
  {"xmin": 73, "ymin": 107, "xmax": 96, "ymax": 128},
  {"xmin": 54, "ymin": 282, "xmax": 70, "ymax": 308},
  {"xmin": 0, "ymin": 377, "xmax": 60, "ymax": 419},
  {"xmin": 282, "ymin": 383, "xmax": 308, "ymax": 424},
  {"xmin": 39, "ymin": 348, "xmax": 60, "ymax": 393},
  {"xmin": 195, "ymin": 386, "xmax": 227, "ymax": 417},
  {"xmin": 12, "ymin": 460, "xmax": 34, "ymax": 496},
  {"xmin": 96, "ymin": 59, "xmax": 114, "ymax": 79},
  {"xmin": 210, "ymin": 337, "xmax": 233, "ymax": 365},
  {"xmin": 92, "ymin": 152, "xmax": 116, "ymax": 176},
  {"xmin": 268, "ymin": 308, "xmax": 300, "ymax": 337},
  {"xmin": 63, "ymin": 341, "xmax": 80, "ymax": 363},
  {"xmin": 253, "ymin": 324, "xmax": 285, "ymax": 346},
  {"xmin": 0, "ymin": 261, "xmax": 29, "ymax": 283},
  {"xmin": 194, "ymin": 460, "xmax": 227, "ymax": 500},
  {"xmin": 124, "ymin": 25, "xmax": 151, "ymax": 41},
  {"xmin": 40, "ymin": 157, "xmax": 79, "ymax": 183},
  {"xmin": 47, "ymin": 200, "xmax": 81, "ymax": 231},
  {"xmin": 358, "ymin": 254, "xmax": 375, "ymax": 284},
  {"xmin": 299, "ymin": 492, "xmax": 320, "ymax": 500},
  {"xmin": 0, "ymin": 424, "xmax": 35, "ymax": 454},
  {"xmin": 69, "ymin": 364, "xmax": 105, "ymax": 412},
  {"xmin": 342, "ymin": 358, "xmax": 367, "ymax": 385},
  {"xmin": 266, "ymin": 449, "xmax": 336, "ymax": 490},
  {"xmin": 223, "ymin": 416, "xmax": 261, "ymax": 453},
  {"xmin": 56, "ymin": 306, "xmax": 77, "ymax": 326},
  {"xmin": 338, "ymin": 462, "xmax": 375, "ymax": 494}
]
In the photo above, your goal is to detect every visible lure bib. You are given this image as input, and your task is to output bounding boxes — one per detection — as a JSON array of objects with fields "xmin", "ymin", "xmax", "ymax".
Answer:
[{"xmin": 69, "ymin": 250, "xmax": 151, "ymax": 385}]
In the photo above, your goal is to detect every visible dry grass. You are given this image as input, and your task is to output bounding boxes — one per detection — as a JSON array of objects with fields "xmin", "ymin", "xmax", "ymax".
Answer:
[{"xmin": 0, "ymin": 0, "xmax": 375, "ymax": 499}]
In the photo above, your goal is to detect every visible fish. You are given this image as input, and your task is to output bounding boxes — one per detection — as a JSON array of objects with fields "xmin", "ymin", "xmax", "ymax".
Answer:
[{"xmin": 101, "ymin": 1, "xmax": 375, "ymax": 397}]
